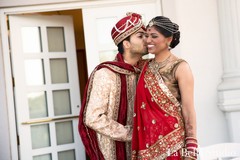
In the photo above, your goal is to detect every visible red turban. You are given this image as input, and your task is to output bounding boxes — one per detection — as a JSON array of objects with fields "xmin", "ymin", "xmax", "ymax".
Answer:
[{"xmin": 111, "ymin": 12, "xmax": 145, "ymax": 45}]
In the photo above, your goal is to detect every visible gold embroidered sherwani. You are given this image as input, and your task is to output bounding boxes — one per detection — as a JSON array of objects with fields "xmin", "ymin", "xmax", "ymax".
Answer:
[{"xmin": 85, "ymin": 67, "xmax": 138, "ymax": 160}]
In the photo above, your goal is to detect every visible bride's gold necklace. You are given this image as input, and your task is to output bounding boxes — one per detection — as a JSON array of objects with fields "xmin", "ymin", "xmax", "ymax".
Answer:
[{"xmin": 149, "ymin": 54, "xmax": 172, "ymax": 73}]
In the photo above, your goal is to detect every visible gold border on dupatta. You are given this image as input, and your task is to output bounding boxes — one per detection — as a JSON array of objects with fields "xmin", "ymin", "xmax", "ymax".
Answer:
[{"xmin": 133, "ymin": 61, "xmax": 185, "ymax": 159}]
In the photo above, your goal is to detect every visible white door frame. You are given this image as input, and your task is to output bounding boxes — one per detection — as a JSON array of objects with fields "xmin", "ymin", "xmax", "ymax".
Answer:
[{"xmin": 0, "ymin": 0, "xmax": 161, "ymax": 159}]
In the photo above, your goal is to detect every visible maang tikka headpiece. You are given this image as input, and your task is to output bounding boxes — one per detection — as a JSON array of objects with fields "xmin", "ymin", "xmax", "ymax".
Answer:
[{"xmin": 148, "ymin": 18, "xmax": 179, "ymax": 34}]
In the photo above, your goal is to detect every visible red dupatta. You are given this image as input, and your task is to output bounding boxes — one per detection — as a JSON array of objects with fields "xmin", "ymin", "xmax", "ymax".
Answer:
[
  {"xmin": 132, "ymin": 61, "xmax": 185, "ymax": 160},
  {"xmin": 78, "ymin": 53, "xmax": 137, "ymax": 160}
]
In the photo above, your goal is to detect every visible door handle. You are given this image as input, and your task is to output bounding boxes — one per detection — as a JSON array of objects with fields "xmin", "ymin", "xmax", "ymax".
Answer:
[{"xmin": 21, "ymin": 115, "xmax": 79, "ymax": 125}]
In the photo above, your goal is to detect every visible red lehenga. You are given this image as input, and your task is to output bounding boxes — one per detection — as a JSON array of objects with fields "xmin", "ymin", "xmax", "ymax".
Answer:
[{"xmin": 132, "ymin": 60, "xmax": 185, "ymax": 160}]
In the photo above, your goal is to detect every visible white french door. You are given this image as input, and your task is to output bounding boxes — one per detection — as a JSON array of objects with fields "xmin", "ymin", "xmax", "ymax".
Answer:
[
  {"xmin": 9, "ymin": 15, "xmax": 85, "ymax": 160},
  {"xmin": 82, "ymin": 1, "xmax": 161, "ymax": 73}
]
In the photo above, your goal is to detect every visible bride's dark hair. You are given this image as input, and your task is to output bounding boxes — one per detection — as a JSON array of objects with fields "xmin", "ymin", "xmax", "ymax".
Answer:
[{"xmin": 147, "ymin": 16, "xmax": 180, "ymax": 49}]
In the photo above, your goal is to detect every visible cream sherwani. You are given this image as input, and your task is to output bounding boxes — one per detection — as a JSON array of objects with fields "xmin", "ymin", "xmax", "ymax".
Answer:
[{"xmin": 85, "ymin": 67, "xmax": 138, "ymax": 160}]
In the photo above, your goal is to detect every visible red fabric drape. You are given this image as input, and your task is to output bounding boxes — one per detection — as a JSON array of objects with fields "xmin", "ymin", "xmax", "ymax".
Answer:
[
  {"xmin": 78, "ymin": 53, "xmax": 136, "ymax": 160},
  {"xmin": 132, "ymin": 62, "xmax": 183, "ymax": 160}
]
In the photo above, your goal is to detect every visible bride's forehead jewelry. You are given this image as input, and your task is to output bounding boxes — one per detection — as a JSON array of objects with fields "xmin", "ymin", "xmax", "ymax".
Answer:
[{"xmin": 148, "ymin": 19, "xmax": 179, "ymax": 34}]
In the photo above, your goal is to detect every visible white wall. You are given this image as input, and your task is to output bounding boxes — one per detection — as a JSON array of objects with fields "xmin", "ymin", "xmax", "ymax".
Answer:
[{"xmin": 162, "ymin": 0, "xmax": 229, "ymax": 146}]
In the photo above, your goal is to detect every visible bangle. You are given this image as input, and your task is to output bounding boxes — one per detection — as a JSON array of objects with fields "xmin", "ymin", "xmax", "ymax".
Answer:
[
  {"xmin": 185, "ymin": 137, "xmax": 198, "ymax": 142},
  {"xmin": 186, "ymin": 143, "xmax": 198, "ymax": 148},
  {"xmin": 184, "ymin": 137, "xmax": 199, "ymax": 159},
  {"xmin": 186, "ymin": 141, "xmax": 197, "ymax": 145}
]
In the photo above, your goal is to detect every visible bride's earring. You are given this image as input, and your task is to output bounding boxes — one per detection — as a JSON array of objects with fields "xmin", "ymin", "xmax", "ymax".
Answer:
[{"xmin": 168, "ymin": 43, "xmax": 172, "ymax": 50}]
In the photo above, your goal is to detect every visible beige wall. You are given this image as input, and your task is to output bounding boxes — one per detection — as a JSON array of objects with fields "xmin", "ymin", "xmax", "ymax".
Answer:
[{"xmin": 162, "ymin": 0, "xmax": 229, "ymax": 146}]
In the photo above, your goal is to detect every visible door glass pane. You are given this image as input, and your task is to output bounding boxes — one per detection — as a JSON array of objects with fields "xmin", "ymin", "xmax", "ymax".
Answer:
[
  {"xmin": 50, "ymin": 58, "xmax": 68, "ymax": 84},
  {"xmin": 31, "ymin": 124, "xmax": 51, "ymax": 149},
  {"xmin": 53, "ymin": 90, "xmax": 71, "ymax": 116},
  {"xmin": 21, "ymin": 27, "xmax": 42, "ymax": 53},
  {"xmin": 58, "ymin": 150, "xmax": 75, "ymax": 160},
  {"xmin": 33, "ymin": 154, "xmax": 52, "ymax": 160},
  {"xmin": 47, "ymin": 27, "xmax": 66, "ymax": 52},
  {"xmin": 96, "ymin": 17, "xmax": 116, "ymax": 45},
  {"xmin": 28, "ymin": 91, "xmax": 48, "ymax": 119},
  {"xmin": 56, "ymin": 121, "xmax": 74, "ymax": 145},
  {"xmin": 25, "ymin": 59, "xmax": 45, "ymax": 85},
  {"xmin": 99, "ymin": 50, "xmax": 117, "ymax": 62}
]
